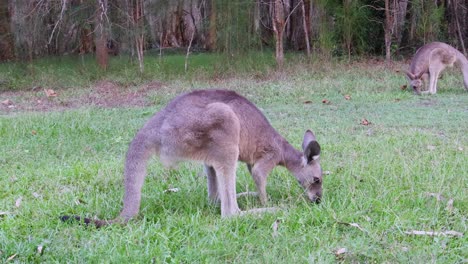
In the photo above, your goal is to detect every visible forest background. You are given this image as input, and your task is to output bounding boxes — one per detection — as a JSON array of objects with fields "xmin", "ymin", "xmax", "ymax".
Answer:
[{"xmin": 0, "ymin": 0, "xmax": 467, "ymax": 73}]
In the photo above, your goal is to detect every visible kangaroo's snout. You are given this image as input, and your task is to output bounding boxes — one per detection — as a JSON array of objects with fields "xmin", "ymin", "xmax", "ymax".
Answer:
[
  {"xmin": 307, "ymin": 184, "xmax": 322, "ymax": 204},
  {"xmin": 309, "ymin": 191, "xmax": 322, "ymax": 204}
]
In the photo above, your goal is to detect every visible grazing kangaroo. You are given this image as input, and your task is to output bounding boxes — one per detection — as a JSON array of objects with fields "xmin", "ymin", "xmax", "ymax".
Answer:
[
  {"xmin": 405, "ymin": 42, "xmax": 468, "ymax": 95},
  {"xmin": 62, "ymin": 89, "xmax": 322, "ymax": 227}
]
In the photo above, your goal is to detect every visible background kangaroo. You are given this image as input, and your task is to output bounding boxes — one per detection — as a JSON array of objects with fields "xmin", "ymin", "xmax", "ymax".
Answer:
[
  {"xmin": 63, "ymin": 89, "xmax": 322, "ymax": 227},
  {"xmin": 405, "ymin": 42, "xmax": 468, "ymax": 95}
]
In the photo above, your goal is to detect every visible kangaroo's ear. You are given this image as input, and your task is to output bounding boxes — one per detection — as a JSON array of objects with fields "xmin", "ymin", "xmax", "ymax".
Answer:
[
  {"xmin": 405, "ymin": 70, "xmax": 416, "ymax": 80},
  {"xmin": 302, "ymin": 130, "xmax": 321, "ymax": 164},
  {"xmin": 415, "ymin": 71, "xmax": 425, "ymax": 79}
]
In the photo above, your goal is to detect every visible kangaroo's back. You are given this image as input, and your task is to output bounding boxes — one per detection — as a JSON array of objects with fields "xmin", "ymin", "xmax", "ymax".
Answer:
[
  {"xmin": 162, "ymin": 90, "xmax": 284, "ymax": 164},
  {"xmin": 410, "ymin": 42, "xmax": 450, "ymax": 74}
]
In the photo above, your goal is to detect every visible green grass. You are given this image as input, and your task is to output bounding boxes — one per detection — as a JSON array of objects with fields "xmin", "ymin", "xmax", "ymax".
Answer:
[
  {"xmin": 0, "ymin": 51, "xmax": 280, "ymax": 91},
  {"xmin": 1, "ymin": 54, "xmax": 467, "ymax": 263}
]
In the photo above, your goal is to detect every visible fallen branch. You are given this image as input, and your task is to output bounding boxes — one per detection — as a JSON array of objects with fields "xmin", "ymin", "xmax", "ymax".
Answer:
[{"xmin": 404, "ymin": 230, "xmax": 463, "ymax": 238}]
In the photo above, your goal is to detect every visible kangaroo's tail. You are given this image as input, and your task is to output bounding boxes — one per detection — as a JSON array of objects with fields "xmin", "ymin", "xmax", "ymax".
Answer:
[{"xmin": 454, "ymin": 49, "xmax": 468, "ymax": 90}]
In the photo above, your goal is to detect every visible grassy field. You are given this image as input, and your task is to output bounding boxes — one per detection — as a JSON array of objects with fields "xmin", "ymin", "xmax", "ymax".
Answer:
[{"xmin": 0, "ymin": 53, "xmax": 467, "ymax": 263}]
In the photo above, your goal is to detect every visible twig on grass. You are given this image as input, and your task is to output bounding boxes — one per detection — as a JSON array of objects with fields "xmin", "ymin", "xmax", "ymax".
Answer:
[{"xmin": 404, "ymin": 230, "xmax": 463, "ymax": 238}]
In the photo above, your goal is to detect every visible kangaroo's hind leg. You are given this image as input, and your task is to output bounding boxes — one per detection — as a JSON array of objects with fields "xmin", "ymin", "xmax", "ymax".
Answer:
[{"xmin": 203, "ymin": 102, "xmax": 242, "ymax": 217}]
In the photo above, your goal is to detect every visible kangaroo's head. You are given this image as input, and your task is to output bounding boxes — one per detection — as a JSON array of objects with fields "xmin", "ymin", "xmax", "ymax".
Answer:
[
  {"xmin": 293, "ymin": 130, "xmax": 322, "ymax": 203},
  {"xmin": 405, "ymin": 71, "xmax": 424, "ymax": 95}
]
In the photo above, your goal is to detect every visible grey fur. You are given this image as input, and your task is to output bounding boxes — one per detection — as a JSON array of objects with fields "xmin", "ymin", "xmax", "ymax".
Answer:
[
  {"xmin": 71, "ymin": 90, "xmax": 322, "ymax": 227},
  {"xmin": 405, "ymin": 42, "xmax": 468, "ymax": 95}
]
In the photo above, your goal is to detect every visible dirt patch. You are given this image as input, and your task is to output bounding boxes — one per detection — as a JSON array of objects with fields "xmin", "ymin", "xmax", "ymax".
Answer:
[
  {"xmin": 84, "ymin": 80, "xmax": 149, "ymax": 108},
  {"xmin": 0, "ymin": 80, "xmax": 166, "ymax": 114}
]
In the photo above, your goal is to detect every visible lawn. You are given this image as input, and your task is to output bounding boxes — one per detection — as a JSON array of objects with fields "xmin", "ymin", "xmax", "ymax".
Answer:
[{"xmin": 0, "ymin": 54, "xmax": 467, "ymax": 263}]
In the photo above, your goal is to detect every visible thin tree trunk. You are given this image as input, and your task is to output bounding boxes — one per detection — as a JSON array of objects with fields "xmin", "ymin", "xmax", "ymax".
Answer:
[
  {"xmin": 394, "ymin": 0, "xmax": 408, "ymax": 53},
  {"xmin": 273, "ymin": 0, "xmax": 285, "ymax": 68},
  {"xmin": 254, "ymin": 0, "xmax": 260, "ymax": 34},
  {"xmin": 185, "ymin": 29, "xmax": 195, "ymax": 72},
  {"xmin": 95, "ymin": 0, "xmax": 109, "ymax": 70},
  {"xmin": 301, "ymin": 0, "xmax": 311, "ymax": 57},
  {"xmin": 453, "ymin": 0, "xmax": 466, "ymax": 55},
  {"xmin": 0, "ymin": 1, "xmax": 15, "ymax": 61},
  {"xmin": 384, "ymin": 0, "xmax": 393, "ymax": 64},
  {"xmin": 134, "ymin": 0, "xmax": 144, "ymax": 73}
]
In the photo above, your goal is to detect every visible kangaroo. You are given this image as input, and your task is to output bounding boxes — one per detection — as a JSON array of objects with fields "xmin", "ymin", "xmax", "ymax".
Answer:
[
  {"xmin": 62, "ymin": 89, "xmax": 322, "ymax": 227},
  {"xmin": 405, "ymin": 42, "xmax": 468, "ymax": 95}
]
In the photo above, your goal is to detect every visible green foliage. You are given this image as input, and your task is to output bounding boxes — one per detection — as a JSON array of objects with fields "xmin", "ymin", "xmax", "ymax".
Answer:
[
  {"xmin": 411, "ymin": 0, "xmax": 447, "ymax": 43},
  {"xmin": 1, "ymin": 55, "xmax": 467, "ymax": 262},
  {"xmin": 335, "ymin": 0, "xmax": 373, "ymax": 57},
  {"xmin": 215, "ymin": 0, "xmax": 262, "ymax": 54}
]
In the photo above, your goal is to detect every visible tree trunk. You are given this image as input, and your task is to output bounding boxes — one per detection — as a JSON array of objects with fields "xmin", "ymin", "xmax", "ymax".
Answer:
[
  {"xmin": 273, "ymin": 0, "xmax": 285, "ymax": 68},
  {"xmin": 302, "ymin": 0, "xmax": 311, "ymax": 57},
  {"xmin": 384, "ymin": 0, "xmax": 393, "ymax": 63},
  {"xmin": 451, "ymin": 0, "xmax": 466, "ymax": 55},
  {"xmin": 95, "ymin": 0, "xmax": 109, "ymax": 70},
  {"xmin": 133, "ymin": 0, "xmax": 145, "ymax": 73},
  {"xmin": 207, "ymin": 0, "xmax": 217, "ymax": 51},
  {"xmin": 0, "ymin": 1, "xmax": 14, "ymax": 61},
  {"xmin": 393, "ymin": 0, "xmax": 408, "ymax": 53}
]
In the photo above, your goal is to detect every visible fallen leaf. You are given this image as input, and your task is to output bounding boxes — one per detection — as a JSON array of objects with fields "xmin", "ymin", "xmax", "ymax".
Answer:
[
  {"xmin": 74, "ymin": 198, "xmax": 86, "ymax": 205},
  {"xmin": 446, "ymin": 199, "xmax": 454, "ymax": 213},
  {"xmin": 7, "ymin": 253, "xmax": 17, "ymax": 261},
  {"xmin": 322, "ymin": 99, "xmax": 330, "ymax": 104},
  {"xmin": 1, "ymin": 99, "xmax": 13, "ymax": 106},
  {"xmin": 405, "ymin": 230, "xmax": 463, "ymax": 237},
  {"xmin": 44, "ymin": 89, "xmax": 57, "ymax": 97},
  {"xmin": 360, "ymin": 119, "xmax": 371, "ymax": 126},
  {"xmin": 37, "ymin": 245, "xmax": 44, "ymax": 255},
  {"xmin": 400, "ymin": 84, "xmax": 407, "ymax": 90},
  {"xmin": 31, "ymin": 130, "xmax": 37, "ymax": 135},
  {"xmin": 344, "ymin": 95, "xmax": 351, "ymax": 100},
  {"xmin": 272, "ymin": 219, "xmax": 281, "ymax": 237},
  {"xmin": 303, "ymin": 100, "xmax": 312, "ymax": 104},
  {"xmin": 427, "ymin": 145, "xmax": 436, "ymax": 151},
  {"xmin": 335, "ymin": 248, "xmax": 347, "ymax": 256},
  {"xmin": 164, "ymin": 187, "xmax": 180, "ymax": 193},
  {"xmin": 15, "ymin": 197, "xmax": 22, "ymax": 208},
  {"xmin": 394, "ymin": 98, "xmax": 401, "ymax": 102}
]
